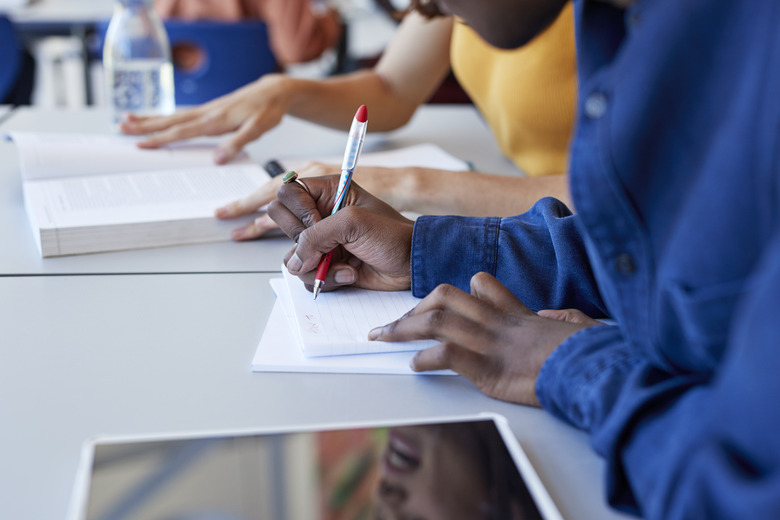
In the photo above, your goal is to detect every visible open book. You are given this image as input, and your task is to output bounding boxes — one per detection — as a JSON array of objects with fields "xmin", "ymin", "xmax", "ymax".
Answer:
[
  {"xmin": 10, "ymin": 132, "xmax": 270, "ymax": 257},
  {"xmin": 12, "ymin": 133, "xmax": 470, "ymax": 257}
]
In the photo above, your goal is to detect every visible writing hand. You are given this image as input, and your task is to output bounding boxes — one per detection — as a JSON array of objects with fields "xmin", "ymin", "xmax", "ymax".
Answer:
[
  {"xmin": 120, "ymin": 74, "xmax": 290, "ymax": 164},
  {"xmin": 267, "ymin": 176, "xmax": 414, "ymax": 292},
  {"xmin": 368, "ymin": 272, "xmax": 599, "ymax": 406}
]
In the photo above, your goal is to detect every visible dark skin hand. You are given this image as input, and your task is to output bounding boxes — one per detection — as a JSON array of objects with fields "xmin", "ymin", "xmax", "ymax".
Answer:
[
  {"xmin": 268, "ymin": 177, "xmax": 601, "ymax": 401},
  {"xmin": 267, "ymin": 175, "xmax": 415, "ymax": 292},
  {"xmin": 368, "ymin": 272, "xmax": 601, "ymax": 406}
]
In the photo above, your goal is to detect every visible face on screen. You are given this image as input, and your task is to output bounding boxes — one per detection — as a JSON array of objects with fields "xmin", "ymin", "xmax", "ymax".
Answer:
[
  {"xmin": 83, "ymin": 420, "xmax": 542, "ymax": 520},
  {"xmin": 372, "ymin": 422, "xmax": 542, "ymax": 520},
  {"xmin": 373, "ymin": 424, "xmax": 494, "ymax": 519}
]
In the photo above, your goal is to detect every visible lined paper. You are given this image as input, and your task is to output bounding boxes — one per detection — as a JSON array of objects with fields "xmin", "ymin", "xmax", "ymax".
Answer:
[
  {"xmin": 282, "ymin": 266, "xmax": 437, "ymax": 357},
  {"xmin": 251, "ymin": 288, "xmax": 456, "ymax": 375}
]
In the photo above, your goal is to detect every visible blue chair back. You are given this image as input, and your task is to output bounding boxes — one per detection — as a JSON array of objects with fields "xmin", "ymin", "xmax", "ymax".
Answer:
[
  {"xmin": 96, "ymin": 19, "xmax": 278, "ymax": 106},
  {"xmin": 0, "ymin": 16, "xmax": 22, "ymax": 102},
  {"xmin": 165, "ymin": 20, "xmax": 277, "ymax": 105}
]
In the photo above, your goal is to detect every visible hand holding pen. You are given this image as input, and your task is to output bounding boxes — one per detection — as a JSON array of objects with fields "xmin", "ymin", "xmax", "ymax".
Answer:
[
  {"xmin": 313, "ymin": 105, "xmax": 368, "ymax": 299},
  {"xmin": 269, "ymin": 103, "xmax": 415, "ymax": 294}
]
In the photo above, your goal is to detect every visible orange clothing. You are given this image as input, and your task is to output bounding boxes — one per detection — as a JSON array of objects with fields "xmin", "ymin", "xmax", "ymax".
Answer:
[
  {"xmin": 450, "ymin": 3, "xmax": 577, "ymax": 176},
  {"xmin": 154, "ymin": 0, "xmax": 341, "ymax": 65}
]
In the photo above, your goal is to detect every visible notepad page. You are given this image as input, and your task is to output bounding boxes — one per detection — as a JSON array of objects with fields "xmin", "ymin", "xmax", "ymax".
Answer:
[
  {"xmin": 251, "ymin": 283, "xmax": 456, "ymax": 375},
  {"xmin": 282, "ymin": 266, "xmax": 437, "ymax": 357}
]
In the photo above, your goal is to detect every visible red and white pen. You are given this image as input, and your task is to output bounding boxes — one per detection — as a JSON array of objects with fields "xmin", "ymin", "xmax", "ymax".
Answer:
[{"xmin": 313, "ymin": 104, "xmax": 368, "ymax": 299}]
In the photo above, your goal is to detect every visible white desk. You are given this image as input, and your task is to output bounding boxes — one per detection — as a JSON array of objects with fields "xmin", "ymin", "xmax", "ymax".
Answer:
[
  {"xmin": 0, "ymin": 273, "xmax": 629, "ymax": 520},
  {"xmin": 0, "ymin": 105, "xmax": 515, "ymax": 275},
  {"xmin": 0, "ymin": 104, "xmax": 629, "ymax": 520},
  {"xmin": 4, "ymin": 0, "xmax": 113, "ymax": 24},
  {"xmin": 0, "ymin": 105, "xmax": 13, "ymax": 124}
]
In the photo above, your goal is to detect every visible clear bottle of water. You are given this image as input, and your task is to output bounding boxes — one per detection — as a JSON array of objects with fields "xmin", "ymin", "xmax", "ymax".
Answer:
[{"xmin": 103, "ymin": 0, "xmax": 175, "ymax": 128}]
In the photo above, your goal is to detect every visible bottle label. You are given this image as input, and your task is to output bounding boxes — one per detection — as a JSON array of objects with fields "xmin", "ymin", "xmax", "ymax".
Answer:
[{"xmin": 109, "ymin": 59, "xmax": 174, "ymax": 118}]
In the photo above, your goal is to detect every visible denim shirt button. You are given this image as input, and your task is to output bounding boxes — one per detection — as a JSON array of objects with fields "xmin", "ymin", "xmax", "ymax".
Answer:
[
  {"xmin": 585, "ymin": 92, "xmax": 608, "ymax": 119},
  {"xmin": 615, "ymin": 253, "xmax": 636, "ymax": 274}
]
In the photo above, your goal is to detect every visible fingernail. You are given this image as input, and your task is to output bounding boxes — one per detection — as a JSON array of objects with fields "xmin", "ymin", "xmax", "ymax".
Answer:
[
  {"xmin": 368, "ymin": 327, "xmax": 382, "ymax": 340},
  {"xmin": 231, "ymin": 228, "xmax": 246, "ymax": 240},
  {"xmin": 215, "ymin": 206, "xmax": 228, "ymax": 218},
  {"xmin": 287, "ymin": 254, "xmax": 302, "ymax": 273},
  {"xmin": 214, "ymin": 149, "xmax": 227, "ymax": 164},
  {"xmin": 334, "ymin": 269, "xmax": 355, "ymax": 284},
  {"xmin": 409, "ymin": 355, "xmax": 419, "ymax": 371}
]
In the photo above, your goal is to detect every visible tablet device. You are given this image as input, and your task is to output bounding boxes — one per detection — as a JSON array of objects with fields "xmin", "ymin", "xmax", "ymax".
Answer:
[{"xmin": 68, "ymin": 413, "xmax": 562, "ymax": 520}]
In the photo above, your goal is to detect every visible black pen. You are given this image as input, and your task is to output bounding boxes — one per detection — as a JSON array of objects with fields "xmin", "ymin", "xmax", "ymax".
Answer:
[{"xmin": 264, "ymin": 159, "xmax": 286, "ymax": 177}]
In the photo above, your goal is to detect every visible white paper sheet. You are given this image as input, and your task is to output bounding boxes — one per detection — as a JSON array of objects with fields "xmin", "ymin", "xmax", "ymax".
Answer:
[
  {"xmin": 251, "ymin": 279, "xmax": 455, "ymax": 375},
  {"xmin": 281, "ymin": 266, "xmax": 437, "ymax": 357}
]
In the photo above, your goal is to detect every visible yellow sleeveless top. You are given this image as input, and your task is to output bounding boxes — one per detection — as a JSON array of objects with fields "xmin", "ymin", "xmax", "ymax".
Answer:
[{"xmin": 450, "ymin": 3, "xmax": 577, "ymax": 176}]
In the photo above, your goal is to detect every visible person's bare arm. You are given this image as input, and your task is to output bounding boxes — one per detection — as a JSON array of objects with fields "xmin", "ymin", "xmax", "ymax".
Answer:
[
  {"xmin": 285, "ymin": 11, "xmax": 454, "ymax": 131},
  {"xmin": 121, "ymin": 12, "xmax": 454, "ymax": 161},
  {"xmin": 220, "ymin": 163, "xmax": 571, "ymax": 241},
  {"xmin": 378, "ymin": 169, "xmax": 571, "ymax": 216}
]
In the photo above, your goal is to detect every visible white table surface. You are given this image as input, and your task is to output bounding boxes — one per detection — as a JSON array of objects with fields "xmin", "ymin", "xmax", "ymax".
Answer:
[
  {"xmin": 0, "ymin": 273, "xmax": 629, "ymax": 520},
  {"xmin": 0, "ymin": 104, "xmax": 516, "ymax": 275},
  {"xmin": 4, "ymin": 0, "xmax": 114, "ymax": 24}
]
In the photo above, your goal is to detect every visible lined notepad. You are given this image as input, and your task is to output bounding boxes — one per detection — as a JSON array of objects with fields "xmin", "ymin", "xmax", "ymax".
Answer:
[
  {"xmin": 251, "ymin": 280, "xmax": 455, "ymax": 375},
  {"xmin": 281, "ymin": 267, "xmax": 437, "ymax": 357}
]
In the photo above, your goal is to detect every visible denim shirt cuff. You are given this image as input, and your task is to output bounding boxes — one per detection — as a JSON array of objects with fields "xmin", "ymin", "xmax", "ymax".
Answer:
[
  {"xmin": 536, "ymin": 323, "xmax": 633, "ymax": 432},
  {"xmin": 411, "ymin": 215, "xmax": 501, "ymax": 298}
]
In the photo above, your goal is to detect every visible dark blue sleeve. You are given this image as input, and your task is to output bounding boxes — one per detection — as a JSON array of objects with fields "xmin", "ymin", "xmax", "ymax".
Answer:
[
  {"xmin": 537, "ymin": 230, "xmax": 780, "ymax": 519},
  {"xmin": 410, "ymin": 197, "xmax": 608, "ymax": 318}
]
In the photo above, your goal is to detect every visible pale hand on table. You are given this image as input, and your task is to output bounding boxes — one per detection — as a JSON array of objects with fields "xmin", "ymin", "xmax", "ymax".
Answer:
[
  {"xmin": 369, "ymin": 272, "xmax": 601, "ymax": 406},
  {"xmin": 216, "ymin": 162, "xmax": 418, "ymax": 241},
  {"xmin": 120, "ymin": 74, "xmax": 290, "ymax": 164},
  {"xmin": 268, "ymin": 175, "xmax": 414, "ymax": 293}
]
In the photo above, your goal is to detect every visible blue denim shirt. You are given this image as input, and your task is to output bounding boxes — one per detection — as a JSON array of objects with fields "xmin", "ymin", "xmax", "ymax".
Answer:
[{"xmin": 410, "ymin": 0, "xmax": 780, "ymax": 517}]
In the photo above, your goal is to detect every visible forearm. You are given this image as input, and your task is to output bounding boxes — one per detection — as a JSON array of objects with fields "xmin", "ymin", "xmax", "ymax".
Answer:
[
  {"xmin": 277, "ymin": 71, "xmax": 420, "ymax": 132},
  {"xmin": 392, "ymin": 169, "xmax": 571, "ymax": 215},
  {"xmin": 271, "ymin": 11, "xmax": 453, "ymax": 132}
]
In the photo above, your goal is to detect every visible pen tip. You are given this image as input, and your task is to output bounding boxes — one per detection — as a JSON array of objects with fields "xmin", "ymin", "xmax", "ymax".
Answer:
[
  {"xmin": 355, "ymin": 105, "xmax": 368, "ymax": 123},
  {"xmin": 313, "ymin": 282, "xmax": 322, "ymax": 300}
]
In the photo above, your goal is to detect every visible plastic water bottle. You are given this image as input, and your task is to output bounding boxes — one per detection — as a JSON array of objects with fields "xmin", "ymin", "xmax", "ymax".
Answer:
[{"xmin": 103, "ymin": 0, "xmax": 175, "ymax": 128}]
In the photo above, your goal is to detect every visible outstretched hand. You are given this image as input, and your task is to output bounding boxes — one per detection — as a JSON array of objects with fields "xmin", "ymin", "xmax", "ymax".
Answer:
[
  {"xmin": 120, "ymin": 74, "xmax": 290, "ymax": 164},
  {"xmin": 214, "ymin": 162, "xmax": 414, "ymax": 241},
  {"xmin": 368, "ymin": 272, "xmax": 601, "ymax": 406},
  {"xmin": 267, "ymin": 175, "xmax": 415, "ymax": 292}
]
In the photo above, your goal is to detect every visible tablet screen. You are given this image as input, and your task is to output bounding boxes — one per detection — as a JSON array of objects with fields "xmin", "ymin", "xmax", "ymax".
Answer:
[{"xmin": 74, "ymin": 417, "xmax": 554, "ymax": 520}]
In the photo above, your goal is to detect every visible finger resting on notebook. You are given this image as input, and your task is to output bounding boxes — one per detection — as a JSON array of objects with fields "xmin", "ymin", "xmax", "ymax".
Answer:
[
  {"xmin": 368, "ymin": 305, "xmax": 491, "ymax": 350},
  {"xmin": 374, "ymin": 283, "xmax": 498, "ymax": 338}
]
